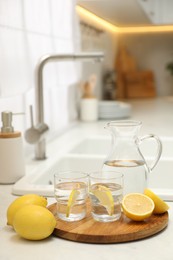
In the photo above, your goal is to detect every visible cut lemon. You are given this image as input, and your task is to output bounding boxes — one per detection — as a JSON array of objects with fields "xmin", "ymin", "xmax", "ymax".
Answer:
[
  {"xmin": 91, "ymin": 185, "xmax": 114, "ymax": 216},
  {"xmin": 144, "ymin": 189, "xmax": 169, "ymax": 214},
  {"xmin": 66, "ymin": 189, "xmax": 80, "ymax": 217},
  {"xmin": 122, "ymin": 193, "xmax": 154, "ymax": 221}
]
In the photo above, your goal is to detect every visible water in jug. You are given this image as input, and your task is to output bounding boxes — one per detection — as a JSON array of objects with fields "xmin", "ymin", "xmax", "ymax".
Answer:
[{"xmin": 102, "ymin": 120, "xmax": 162, "ymax": 195}]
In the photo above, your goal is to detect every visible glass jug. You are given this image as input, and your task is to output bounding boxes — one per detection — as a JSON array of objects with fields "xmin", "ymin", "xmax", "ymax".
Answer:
[{"xmin": 102, "ymin": 120, "xmax": 162, "ymax": 195}]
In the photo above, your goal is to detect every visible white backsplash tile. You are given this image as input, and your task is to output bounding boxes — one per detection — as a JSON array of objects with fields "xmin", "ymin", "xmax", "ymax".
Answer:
[
  {"xmin": 49, "ymin": 86, "xmax": 69, "ymax": 132},
  {"xmin": 54, "ymin": 38, "xmax": 74, "ymax": 53},
  {"xmin": 43, "ymin": 87, "xmax": 52, "ymax": 128},
  {"xmin": 26, "ymin": 33, "xmax": 58, "ymax": 90},
  {"xmin": 0, "ymin": 0, "xmax": 80, "ymax": 139},
  {"xmin": 54, "ymin": 39, "xmax": 81, "ymax": 86},
  {"xmin": 0, "ymin": 27, "xmax": 30, "ymax": 96},
  {"xmin": 0, "ymin": 0, "xmax": 23, "ymax": 29},
  {"xmin": 23, "ymin": 0, "xmax": 51, "ymax": 35},
  {"xmin": 24, "ymin": 87, "xmax": 35, "ymax": 129},
  {"xmin": 67, "ymin": 84, "xmax": 79, "ymax": 121},
  {"xmin": 56, "ymin": 61, "xmax": 80, "ymax": 87},
  {"xmin": 50, "ymin": 0, "xmax": 73, "ymax": 39}
]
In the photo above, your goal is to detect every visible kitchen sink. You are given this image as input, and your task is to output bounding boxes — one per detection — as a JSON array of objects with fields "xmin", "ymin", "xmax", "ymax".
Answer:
[
  {"xmin": 12, "ymin": 135, "xmax": 173, "ymax": 200},
  {"xmin": 69, "ymin": 136, "xmax": 110, "ymax": 155},
  {"xmin": 69, "ymin": 136, "xmax": 173, "ymax": 158},
  {"xmin": 12, "ymin": 154, "xmax": 105, "ymax": 197}
]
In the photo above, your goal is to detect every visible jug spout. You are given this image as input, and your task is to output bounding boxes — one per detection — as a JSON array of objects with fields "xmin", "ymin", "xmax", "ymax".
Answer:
[{"xmin": 104, "ymin": 120, "xmax": 142, "ymax": 137}]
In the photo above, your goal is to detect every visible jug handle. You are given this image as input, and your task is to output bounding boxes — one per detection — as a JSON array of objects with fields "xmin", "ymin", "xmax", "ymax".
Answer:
[{"xmin": 138, "ymin": 134, "xmax": 162, "ymax": 171}]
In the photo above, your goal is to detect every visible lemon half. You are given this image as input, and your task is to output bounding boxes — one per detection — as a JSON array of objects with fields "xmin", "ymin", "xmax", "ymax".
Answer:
[
  {"xmin": 91, "ymin": 185, "xmax": 114, "ymax": 216},
  {"xmin": 122, "ymin": 193, "xmax": 154, "ymax": 221},
  {"xmin": 66, "ymin": 189, "xmax": 80, "ymax": 217},
  {"xmin": 144, "ymin": 189, "xmax": 169, "ymax": 214}
]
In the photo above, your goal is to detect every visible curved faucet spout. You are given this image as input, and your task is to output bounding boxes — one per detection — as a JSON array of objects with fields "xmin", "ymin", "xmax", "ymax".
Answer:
[
  {"xmin": 36, "ymin": 52, "xmax": 104, "ymax": 125},
  {"xmin": 26, "ymin": 52, "xmax": 104, "ymax": 160}
]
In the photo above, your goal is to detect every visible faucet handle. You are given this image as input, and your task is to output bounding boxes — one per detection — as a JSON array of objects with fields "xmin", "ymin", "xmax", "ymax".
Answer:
[
  {"xmin": 25, "ymin": 123, "xmax": 49, "ymax": 144},
  {"xmin": 25, "ymin": 105, "xmax": 49, "ymax": 145},
  {"xmin": 29, "ymin": 105, "xmax": 34, "ymax": 127}
]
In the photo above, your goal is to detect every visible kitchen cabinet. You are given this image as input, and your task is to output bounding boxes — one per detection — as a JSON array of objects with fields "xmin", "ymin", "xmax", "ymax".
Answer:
[{"xmin": 138, "ymin": 0, "xmax": 173, "ymax": 25}]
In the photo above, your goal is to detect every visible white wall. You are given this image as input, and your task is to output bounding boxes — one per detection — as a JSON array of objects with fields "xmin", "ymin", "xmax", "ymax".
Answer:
[
  {"xmin": 0, "ymin": 0, "xmax": 81, "ymax": 148},
  {"xmin": 118, "ymin": 32, "xmax": 173, "ymax": 96}
]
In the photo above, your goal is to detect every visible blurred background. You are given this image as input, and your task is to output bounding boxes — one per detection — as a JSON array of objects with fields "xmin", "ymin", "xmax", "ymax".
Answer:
[{"xmin": 0, "ymin": 0, "xmax": 173, "ymax": 141}]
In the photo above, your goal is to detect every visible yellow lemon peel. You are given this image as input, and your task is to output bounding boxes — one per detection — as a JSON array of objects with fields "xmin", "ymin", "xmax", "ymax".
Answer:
[
  {"xmin": 91, "ymin": 185, "xmax": 114, "ymax": 216},
  {"xmin": 66, "ymin": 189, "xmax": 80, "ymax": 217},
  {"xmin": 13, "ymin": 204, "xmax": 56, "ymax": 240},
  {"xmin": 7, "ymin": 194, "xmax": 47, "ymax": 226},
  {"xmin": 144, "ymin": 189, "xmax": 169, "ymax": 214}
]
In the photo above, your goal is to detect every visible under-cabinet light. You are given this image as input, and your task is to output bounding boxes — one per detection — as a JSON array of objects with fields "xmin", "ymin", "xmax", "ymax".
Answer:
[
  {"xmin": 76, "ymin": 5, "xmax": 173, "ymax": 34},
  {"xmin": 120, "ymin": 25, "xmax": 173, "ymax": 33},
  {"xmin": 76, "ymin": 5, "xmax": 119, "ymax": 33}
]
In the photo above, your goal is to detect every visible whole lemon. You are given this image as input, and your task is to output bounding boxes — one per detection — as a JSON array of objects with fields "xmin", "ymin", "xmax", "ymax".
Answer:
[
  {"xmin": 13, "ymin": 204, "xmax": 56, "ymax": 240},
  {"xmin": 7, "ymin": 194, "xmax": 47, "ymax": 226}
]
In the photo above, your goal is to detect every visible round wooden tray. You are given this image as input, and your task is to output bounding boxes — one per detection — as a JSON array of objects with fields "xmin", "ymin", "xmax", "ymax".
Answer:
[{"xmin": 48, "ymin": 202, "xmax": 169, "ymax": 244}]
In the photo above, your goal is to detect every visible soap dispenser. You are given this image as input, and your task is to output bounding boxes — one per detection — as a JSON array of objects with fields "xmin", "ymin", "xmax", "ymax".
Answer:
[{"xmin": 0, "ymin": 111, "xmax": 25, "ymax": 184}]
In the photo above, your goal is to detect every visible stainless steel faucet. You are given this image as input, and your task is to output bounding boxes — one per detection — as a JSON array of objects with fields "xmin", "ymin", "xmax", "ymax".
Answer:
[{"xmin": 25, "ymin": 52, "xmax": 104, "ymax": 160}]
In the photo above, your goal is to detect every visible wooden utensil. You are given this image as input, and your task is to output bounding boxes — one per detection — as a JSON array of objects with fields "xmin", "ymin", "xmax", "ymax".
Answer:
[{"xmin": 81, "ymin": 74, "xmax": 97, "ymax": 98}]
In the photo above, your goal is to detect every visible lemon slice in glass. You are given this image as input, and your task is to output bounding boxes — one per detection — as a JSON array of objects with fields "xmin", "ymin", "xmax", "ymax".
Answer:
[
  {"xmin": 92, "ymin": 185, "xmax": 114, "ymax": 216},
  {"xmin": 122, "ymin": 193, "xmax": 155, "ymax": 221},
  {"xmin": 144, "ymin": 189, "xmax": 169, "ymax": 214},
  {"xmin": 66, "ymin": 189, "xmax": 80, "ymax": 217}
]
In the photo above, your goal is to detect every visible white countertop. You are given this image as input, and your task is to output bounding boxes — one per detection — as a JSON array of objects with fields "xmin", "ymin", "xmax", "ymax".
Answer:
[{"xmin": 0, "ymin": 97, "xmax": 173, "ymax": 260}]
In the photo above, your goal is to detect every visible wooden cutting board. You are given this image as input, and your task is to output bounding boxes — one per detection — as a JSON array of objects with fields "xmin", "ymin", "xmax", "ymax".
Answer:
[{"xmin": 48, "ymin": 202, "xmax": 168, "ymax": 244}]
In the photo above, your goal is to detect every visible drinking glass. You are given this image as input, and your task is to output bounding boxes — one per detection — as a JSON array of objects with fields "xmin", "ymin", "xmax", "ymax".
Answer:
[
  {"xmin": 54, "ymin": 171, "xmax": 88, "ymax": 222},
  {"xmin": 89, "ymin": 171, "xmax": 123, "ymax": 222}
]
